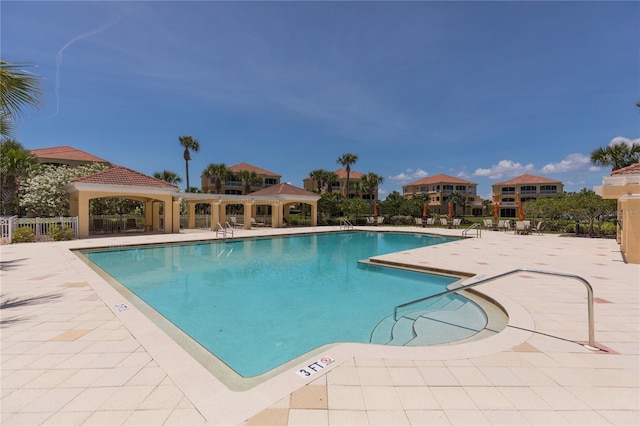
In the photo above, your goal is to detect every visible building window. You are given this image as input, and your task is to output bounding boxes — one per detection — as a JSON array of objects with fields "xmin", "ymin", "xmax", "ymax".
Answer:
[
  {"xmin": 455, "ymin": 185, "xmax": 466, "ymax": 192},
  {"xmin": 501, "ymin": 187, "xmax": 515, "ymax": 195},
  {"xmin": 264, "ymin": 178, "xmax": 278, "ymax": 186},
  {"xmin": 540, "ymin": 185, "xmax": 557, "ymax": 194}
]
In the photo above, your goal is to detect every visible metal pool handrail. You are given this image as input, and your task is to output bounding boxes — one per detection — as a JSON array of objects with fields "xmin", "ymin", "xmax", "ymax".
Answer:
[
  {"xmin": 462, "ymin": 222, "xmax": 481, "ymax": 238},
  {"xmin": 340, "ymin": 218, "xmax": 354, "ymax": 230},
  {"xmin": 393, "ymin": 268, "xmax": 596, "ymax": 349}
]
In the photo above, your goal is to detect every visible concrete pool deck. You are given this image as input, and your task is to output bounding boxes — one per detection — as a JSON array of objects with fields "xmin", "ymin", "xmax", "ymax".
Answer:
[{"xmin": 1, "ymin": 226, "xmax": 638, "ymax": 425}]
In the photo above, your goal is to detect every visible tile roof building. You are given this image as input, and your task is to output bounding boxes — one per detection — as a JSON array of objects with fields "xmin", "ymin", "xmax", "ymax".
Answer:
[
  {"xmin": 492, "ymin": 174, "xmax": 564, "ymax": 218},
  {"xmin": 302, "ymin": 168, "xmax": 378, "ymax": 201},
  {"xmin": 201, "ymin": 162, "xmax": 281, "ymax": 195},
  {"xmin": 30, "ymin": 146, "xmax": 111, "ymax": 167},
  {"xmin": 402, "ymin": 173, "xmax": 483, "ymax": 216}
]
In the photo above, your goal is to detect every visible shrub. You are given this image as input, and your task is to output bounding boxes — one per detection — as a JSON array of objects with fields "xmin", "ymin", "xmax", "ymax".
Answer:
[
  {"xmin": 600, "ymin": 222, "xmax": 616, "ymax": 236},
  {"xmin": 12, "ymin": 227, "xmax": 35, "ymax": 243},
  {"xmin": 49, "ymin": 225, "xmax": 75, "ymax": 241},
  {"xmin": 390, "ymin": 215, "xmax": 413, "ymax": 225}
]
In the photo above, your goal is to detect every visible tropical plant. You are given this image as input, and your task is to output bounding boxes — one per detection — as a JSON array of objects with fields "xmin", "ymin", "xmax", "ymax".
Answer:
[
  {"xmin": 178, "ymin": 135, "xmax": 200, "ymax": 192},
  {"xmin": 0, "ymin": 60, "xmax": 42, "ymax": 140},
  {"xmin": 0, "ymin": 140, "xmax": 39, "ymax": 215},
  {"xmin": 361, "ymin": 172, "xmax": 384, "ymax": 202},
  {"xmin": 308, "ymin": 169, "xmax": 325, "ymax": 193},
  {"xmin": 153, "ymin": 170, "xmax": 182, "ymax": 185},
  {"xmin": 235, "ymin": 170, "xmax": 263, "ymax": 195},
  {"xmin": 203, "ymin": 163, "xmax": 231, "ymax": 194},
  {"xmin": 448, "ymin": 191, "xmax": 467, "ymax": 217},
  {"xmin": 48, "ymin": 224, "xmax": 75, "ymax": 241},
  {"xmin": 336, "ymin": 152, "xmax": 358, "ymax": 198},
  {"xmin": 590, "ymin": 139, "xmax": 640, "ymax": 171},
  {"xmin": 380, "ymin": 191, "xmax": 404, "ymax": 217},
  {"xmin": 19, "ymin": 163, "xmax": 108, "ymax": 216}
]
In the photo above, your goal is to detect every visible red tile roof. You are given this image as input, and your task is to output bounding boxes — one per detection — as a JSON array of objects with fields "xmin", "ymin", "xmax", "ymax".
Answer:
[
  {"xmin": 229, "ymin": 162, "xmax": 280, "ymax": 177},
  {"xmin": 494, "ymin": 174, "xmax": 561, "ymax": 185},
  {"xmin": 611, "ymin": 163, "xmax": 640, "ymax": 175},
  {"xmin": 335, "ymin": 168, "xmax": 365, "ymax": 179},
  {"xmin": 406, "ymin": 173, "xmax": 476, "ymax": 186},
  {"xmin": 30, "ymin": 146, "xmax": 109, "ymax": 163},
  {"xmin": 71, "ymin": 166, "xmax": 179, "ymax": 189},
  {"xmin": 250, "ymin": 183, "xmax": 318, "ymax": 197}
]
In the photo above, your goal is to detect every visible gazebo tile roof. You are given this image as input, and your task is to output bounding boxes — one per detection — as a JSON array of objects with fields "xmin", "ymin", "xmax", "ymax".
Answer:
[
  {"xmin": 251, "ymin": 183, "xmax": 317, "ymax": 197},
  {"xmin": 72, "ymin": 166, "xmax": 179, "ymax": 189}
]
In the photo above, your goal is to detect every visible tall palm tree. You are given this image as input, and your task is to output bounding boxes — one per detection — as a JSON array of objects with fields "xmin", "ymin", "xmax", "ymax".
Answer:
[
  {"xmin": 0, "ymin": 140, "xmax": 38, "ymax": 215},
  {"xmin": 0, "ymin": 60, "xmax": 42, "ymax": 140},
  {"xmin": 590, "ymin": 141, "xmax": 640, "ymax": 171},
  {"xmin": 178, "ymin": 135, "xmax": 200, "ymax": 192},
  {"xmin": 323, "ymin": 170, "xmax": 338, "ymax": 194},
  {"xmin": 236, "ymin": 170, "xmax": 263, "ymax": 195},
  {"xmin": 309, "ymin": 169, "xmax": 325, "ymax": 193},
  {"xmin": 336, "ymin": 152, "xmax": 358, "ymax": 198},
  {"xmin": 202, "ymin": 163, "xmax": 231, "ymax": 194},
  {"xmin": 153, "ymin": 170, "xmax": 182, "ymax": 185}
]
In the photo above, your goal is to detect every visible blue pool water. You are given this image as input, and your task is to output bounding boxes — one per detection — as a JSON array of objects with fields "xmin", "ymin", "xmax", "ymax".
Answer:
[{"xmin": 83, "ymin": 232, "xmax": 461, "ymax": 377}]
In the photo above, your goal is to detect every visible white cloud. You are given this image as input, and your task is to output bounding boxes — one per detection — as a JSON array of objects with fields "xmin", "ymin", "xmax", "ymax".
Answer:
[
  {"xmin": 456, "ymin": 171, "xmax": 470, "ymax": 179},
  {"xmin": 541, "ymin": 153, "xmax": 591, "ymax": 174},
  {"xmin": 388, "ymin": 168, "xmax": 428, "ymax": 184},
  {"xmin": 472, "ymin": 160, "xmax": 534, "ymax": 180},
  {"xmin": 608, "ymin": 136, "xmax": 640, "ymax": 147}
]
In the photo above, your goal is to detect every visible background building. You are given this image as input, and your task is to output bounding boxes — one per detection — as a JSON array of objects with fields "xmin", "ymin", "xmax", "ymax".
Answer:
[
  {"xmin": 201, "ymin": 162, "xmax": 281, "ymax": 195},
  {"xmin": 402, "ymin": 174, "xmax": 482, "ymax": 216},
  {"xmin": 30, "ymin": 146, "xmax": 111, "ymax": 168},
  {"xmin": 491, "ymin": 174, "xmax": 564, "ymax": 218}
]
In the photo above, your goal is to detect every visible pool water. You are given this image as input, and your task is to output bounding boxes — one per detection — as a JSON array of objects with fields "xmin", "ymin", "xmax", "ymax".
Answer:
[{"xmin": 83, "ymin": 232, "xmax": 467, "ymax": 377}]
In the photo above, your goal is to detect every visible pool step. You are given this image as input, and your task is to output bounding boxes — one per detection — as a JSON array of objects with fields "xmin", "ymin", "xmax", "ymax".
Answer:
[{"xmin": 370, "ymin": 296, "xmax": 488, "ymax": 346}]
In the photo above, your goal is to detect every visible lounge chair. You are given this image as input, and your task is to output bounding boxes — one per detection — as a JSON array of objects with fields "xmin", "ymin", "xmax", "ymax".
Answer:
[
  {"xmin": 367, "ymin": 217, "xmax": 376, "ymax": 225},
  {"xmin": 534, "ymin": 221, "xmax": 545, "ymax": 235},
  {"xmin": 452, "ymin": 218, "xmax": 462, "ymax": 228},
  {"xmin": 503, "ymin": 220, "xmax": 513, "ymax": 233},
  {"xmin": 250, "ymin": 218, "xmax": 264, "ymax": 227},
  {"xmin": 426, "ymin": 218, "xmax": 435, "ymax": 226},
  {"xmin": 230, "ymin": 216, "xmax": 243, "ymax": 229},
  {"xmin": 440, "ymin": 218, "xmax": 449, "ymax": 228},
  {"xmin": 515, "ymin": 221, "xmax": 528, "ymax": 235},
  {"xmin": 483, "ymin": 219, "xmax": 496, "ymax": 230},
  {"xmin": 376, "ymin": 216, "xmax": 384, "ymax": 225}
]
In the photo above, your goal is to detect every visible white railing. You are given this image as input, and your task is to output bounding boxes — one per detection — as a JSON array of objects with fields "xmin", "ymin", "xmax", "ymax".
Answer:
[{"xmin": 1, "ymin": 216, "xmax": 79, "ymax": 243}]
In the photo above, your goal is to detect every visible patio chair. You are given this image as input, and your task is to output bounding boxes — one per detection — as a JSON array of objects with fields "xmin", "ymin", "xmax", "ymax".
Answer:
[
  {"xmin": 250, "ymin": 218, "xmax": 265, "ymax": 227},
  {"xmin": 515, "ymin": 221, "xmax": 527, "ymax": 235},
  {"xmin": 452, "ymin": 218, "xmax": 462, "ymax": 228},
  {"xmin": 367, "ymin": 217, "xmax": 376, "ymax": 225},
  {"xmin": 376, "ymin": 216, "xmax": 384, "ymax": 225},
  {"xmin": 230, "ymin": 216, "xmax": 243, "ymax": 229},
  {"xmin": 534, "ymin": 221, "xmax": 545, "ymax": 235},
  {"xmin": 503, "ymin": 220, "xmax": 513, "ymax": 233},
  {"xmin": 415, "ymin": 217, "xmax": 423, "ymax": 226},
  {"xmin": 483, "ymin": 219, "xmax": 495, "ymax": 230},
  {"xmin": 426, "ymin": 218, "xmax": 435, "ymax": 226},
  {"xmin": 440, "ymin": 218, "xmax": 449, "ymax": 228}
]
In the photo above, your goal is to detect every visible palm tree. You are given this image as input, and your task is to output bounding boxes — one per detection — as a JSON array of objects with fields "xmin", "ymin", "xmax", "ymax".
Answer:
[
  {"xmin": 202, "ymin": 163, "xmax": 231, "ymax": 194},
  {"xmin": 309, "ymin": 169, "xmax": 325, "ymax": 193},
  {"xmin": 336, "ymin": 152, "xmax": 358, "ymax": 198},
  {"xmin": 361, "ymin": 172, "xmax": 384, "ymax": 202},
  {"xmin": 178, "ymin": 135, "xmax": 200, "ymax": 192},
  {"xmin": 590, "ymin": 141, "xmax": 640, "ymax": 171},
  {"xmin": 153, "ymin": 170, "xmax": 182, "ymax": 185},
  {"xmin": 0, "ymin": 60, "xmax": 42, "ymax": 140},
  {"xmin": 0, "ymin": 140, "xmax": 38, "ymax": 215},
  {"xmin": 448, "ymin": 191, "xmax": 466, "ymax": 217},
  {"xmin": 235, "ymin": 170, "xmax": 263, "ymax": 195},
  {"xmin": 323, "ymin": 170, "xmax": 338, "ymax": 194}
]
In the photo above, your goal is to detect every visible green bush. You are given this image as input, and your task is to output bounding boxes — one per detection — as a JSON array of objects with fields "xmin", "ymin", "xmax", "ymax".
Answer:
[
  {"xmin": 49, "ymin": 225, "xmax": 75, "ymax": 241},
  {"xmin": 600, "ymin": 222, "xmax": 616, "ymax": 236},
  {"xmin": 390, "ymin": 215, "xmax": 414, "ymax": 225},
  {"xmin": 12, "ymin": 227, "xmax": 35, "ymax": 243}
]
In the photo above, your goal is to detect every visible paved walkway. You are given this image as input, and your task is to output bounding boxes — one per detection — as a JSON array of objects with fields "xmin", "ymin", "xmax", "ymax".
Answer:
[{"xmin": 1, "ymin": 226, "xmax": 638, "ymax": 425}]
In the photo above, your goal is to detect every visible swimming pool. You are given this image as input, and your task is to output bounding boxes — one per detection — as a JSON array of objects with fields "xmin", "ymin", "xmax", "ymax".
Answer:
[{"xmin": 82, "ymin": 231, "xmax": 486, "ymax": 377}]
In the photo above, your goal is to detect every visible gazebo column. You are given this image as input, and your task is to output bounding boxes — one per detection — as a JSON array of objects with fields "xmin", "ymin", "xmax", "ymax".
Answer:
[
  {"xmin": 209, "ymin": 202, "xmax": 220, "ymax": 230},
  {"xmin": 243, "ymin": 201, "xmax": 252, "ymax": 229},
  {"xmin": 153, "ymin": 202, "xmax": 161, "ymax": 232},
  {"xmin": 310, "ymin": 201, "xmax": 318, "ymax": 226},
  {"xmin": 188, "ymin": 203, "xmax": 196, "ymax": 229},
  {"xmin": 283, "ymin": 204, "xmax": 291, "ymax": 225},
  {"xmin": 70, "ymin": 192, "xmax": 90, "ymax": 238},
  {"xmin": 170, "ymin": 200, "xmax": 181, "ymax": 233},
  {"xmin": 272, "ymin": 202, "xmax": 282, "ymax": 228},
  {"xmin": 144, "ymin": 201, "xmax": 154, "ymax": 232}
]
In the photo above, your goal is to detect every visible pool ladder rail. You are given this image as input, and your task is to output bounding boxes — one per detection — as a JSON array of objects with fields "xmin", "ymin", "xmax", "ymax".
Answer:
[
  {"xmin": 340, "ymin": 218, "xmax": 354, "ymax": 230},
  {"xmin": 374, "ymin": 268, "xmax": 598, "ymax": 350},
  {"xmin": 462, "ymin": 222, "xmax": 481, "ymax": 238},
  {"xmin": 215, "ymin": 222, "xmax": 234, "ymax": 240}
]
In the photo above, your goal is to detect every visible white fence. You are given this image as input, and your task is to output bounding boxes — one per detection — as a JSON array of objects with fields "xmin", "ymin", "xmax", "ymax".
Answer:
[{"xmin": 0, "ymin": 216, "xmax": 79, "ymax": 243}]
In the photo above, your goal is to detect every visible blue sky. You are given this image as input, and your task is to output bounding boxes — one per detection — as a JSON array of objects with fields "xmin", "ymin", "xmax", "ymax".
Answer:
[{"xmin": 3, "ymin": 1, "xmax": 639, "ymax": 199}]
